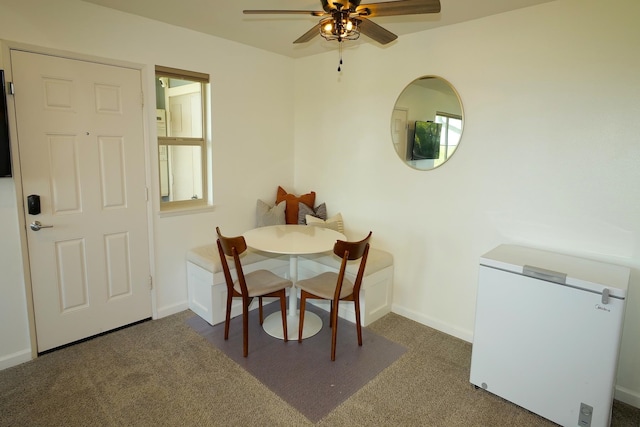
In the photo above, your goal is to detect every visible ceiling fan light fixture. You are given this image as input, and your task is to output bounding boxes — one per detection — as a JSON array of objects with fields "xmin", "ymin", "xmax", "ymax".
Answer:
[{"xmin": 319, "ymin": 13, "xmax": 360, "ymax": 42}]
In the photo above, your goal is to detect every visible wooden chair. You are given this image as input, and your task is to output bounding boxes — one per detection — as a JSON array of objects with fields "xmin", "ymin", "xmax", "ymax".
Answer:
[
  {"xmin": 216, "ymin": 227, "xmax": 292, "ymax": 357},
  {"xmin": 297, "ymin": 231, "xmax": 372, "ymax": 361}
]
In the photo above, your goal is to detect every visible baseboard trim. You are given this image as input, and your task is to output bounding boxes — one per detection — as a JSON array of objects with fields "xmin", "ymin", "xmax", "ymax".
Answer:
[
  {"xmin": 156, "ymin": 301, "xmax": 188, "ymax": 319},
  {"xmin": 391, "ymin": 304, "xmax": 473, "ymax": 343},
  {"xmin": 391, "ymin": 304, "xmax": 640, "ymax": 410},
  {"xmin": 615, "ymin": 385, "xmax": 640, "ymax": 409},
  {"xmin": 0, "ymin": 348, "xmax": 32, "ymax": 371}
]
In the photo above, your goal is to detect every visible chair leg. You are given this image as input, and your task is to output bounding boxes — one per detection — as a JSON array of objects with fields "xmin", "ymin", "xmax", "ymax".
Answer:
[
  {"xmin": 329, "ymin": 301, "xmax": 333, "ymax": 328},
  {"xmin": 242, "ymin": 305, "xmax": 249, "ymax": 357},
  {"xmin": 298, "ymin": 291, "xmax": 307, "ymax": 343},
  {"xmin": 279, "ymin": 290, "xmax": 288, "ymax": 342},
  {"xmin": 354, "ymin": 297, "xmax": 363, "ymax": 346},
  {"xmin": 224, "ymin": 292, "xmax": 233, "ymax": 340},
  {"xmin": 259, "ymin": 296, "xmax": 264, "ymax": 325},
  {"xmin": 331, "ymin": 299, "xmax": 339, "ymax": 361}
]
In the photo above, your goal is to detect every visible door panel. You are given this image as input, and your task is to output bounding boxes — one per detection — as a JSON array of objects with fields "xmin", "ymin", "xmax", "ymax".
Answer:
[
  {"xmin": 49, "ymin": 135, "xmax": 82, "ymax": 214},
  {"xmin": 105, "ymin": 232, "xmax": 132, "ymax": 298},
  {"xmin": 11, "ymin": 50, "xmax": 151, "ymax": 352},
  {"xmin": 99, "ymin": 136, "xmax": 127, "ymax": 208},
  {"xmin": 56, "ymin": 238, "xmax": 89, "ymax": 311}
]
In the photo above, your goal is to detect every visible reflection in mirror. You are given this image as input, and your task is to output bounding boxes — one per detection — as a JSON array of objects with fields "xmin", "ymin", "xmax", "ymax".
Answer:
[
  {"xmin": 159, "ymin": 145, "xmax": 203, "ymax": 202},
  {"xmin": 392, "ymin": 76, "xmax": 463, "ymax": 170},
  {"xmin": 155, "ymin": 68, "xmax": 208, "ymax": 207}
]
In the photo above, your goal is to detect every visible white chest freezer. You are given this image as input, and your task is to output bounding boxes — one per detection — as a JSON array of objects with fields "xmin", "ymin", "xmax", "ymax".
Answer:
[{"xmin": 469, "ymin": 244, "xmax": 630, "ymax": 427}]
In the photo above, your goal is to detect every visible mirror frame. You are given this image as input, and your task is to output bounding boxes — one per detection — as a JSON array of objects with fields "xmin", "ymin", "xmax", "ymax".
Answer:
[{"xmin": 391, "ymin": 75, "xmax": 464, "ymax": 171}]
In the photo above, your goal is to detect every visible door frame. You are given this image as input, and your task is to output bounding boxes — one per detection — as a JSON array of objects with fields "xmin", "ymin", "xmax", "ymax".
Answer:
[{"xmin": 1, "ymin": 41, "xmax": 157, "ymax": 359}]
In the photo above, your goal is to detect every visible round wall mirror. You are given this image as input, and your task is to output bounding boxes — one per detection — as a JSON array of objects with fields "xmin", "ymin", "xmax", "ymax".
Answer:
[{"xmin": 391, "ymin": 76, "xmax": 464, "ymax": 170}]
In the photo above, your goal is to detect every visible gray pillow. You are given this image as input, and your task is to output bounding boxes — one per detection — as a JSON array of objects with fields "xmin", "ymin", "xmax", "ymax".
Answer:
[
  {"xmin": 256, "ymin": 200, "xmax": 286, "ymax": 227},
  {"xmin": 298, "ymin": 202, "xmax": 327, "ymax": 225}
]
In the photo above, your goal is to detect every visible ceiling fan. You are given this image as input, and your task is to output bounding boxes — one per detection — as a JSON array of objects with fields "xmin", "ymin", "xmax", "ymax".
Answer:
[{"xmin": 243, "ymin": 0, "xmax": 441, "ymax": 46}]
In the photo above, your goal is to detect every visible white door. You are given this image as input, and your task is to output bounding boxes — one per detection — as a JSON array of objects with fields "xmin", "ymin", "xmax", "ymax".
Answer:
[
  {"xmin": 11, "ymin": 50, "xmax": 151, "ymax": 352},
  {"xmin": 166, "ymin": 83, "xmax": 202, "ymax": 138},
  {"xmin": 165, "ymin": 83, "xmax": 203, "ymax": 201}
]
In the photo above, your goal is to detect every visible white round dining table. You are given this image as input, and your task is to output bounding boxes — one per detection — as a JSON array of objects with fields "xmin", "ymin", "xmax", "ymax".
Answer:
[{"xmin": 243, "ymin": 224, "xmax": 346, "ymax": 340}]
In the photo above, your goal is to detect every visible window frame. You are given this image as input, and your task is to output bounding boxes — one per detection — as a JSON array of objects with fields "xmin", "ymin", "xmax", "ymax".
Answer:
[
  {"xmin": 435, "ymin": 111, "xmax": 463, "ymax": 164},
  {"xmin": 155, "ymin": 66, "xmax": 210, "ymax": 211}
]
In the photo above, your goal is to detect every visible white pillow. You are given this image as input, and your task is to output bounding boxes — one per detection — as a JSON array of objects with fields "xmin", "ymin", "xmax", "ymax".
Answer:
[
  {"xmin": 256, "ymin": 200, "xmax": 286, "ymax": 227},
  {"xmin": 306, "ymin": 213, "xmax": 344, "ymax": 234}
]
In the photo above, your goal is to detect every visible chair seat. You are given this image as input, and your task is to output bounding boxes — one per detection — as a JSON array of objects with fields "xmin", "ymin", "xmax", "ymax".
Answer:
[
  {"xmin": 297, "ymin": 272, "xmax": 354, "ymax": 300},
  {"xmin": 234, "ymin": 269, "xmax": 292, "ymax": 297}
]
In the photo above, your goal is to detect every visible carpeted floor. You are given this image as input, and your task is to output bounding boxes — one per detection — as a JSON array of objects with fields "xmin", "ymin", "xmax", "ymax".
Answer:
[
  {"xmin": 1, "ymin": 309, "xmax": 639, "ymax": 426},
  {"xmin": 186, "ymin": 302, "xmax": 406, "ymax": 422}
]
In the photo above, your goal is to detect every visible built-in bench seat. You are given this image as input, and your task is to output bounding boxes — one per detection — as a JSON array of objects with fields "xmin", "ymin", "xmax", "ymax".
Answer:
[
  {"xmin": 186, "ymin": 243, "xmax": 393, "ymax": 327},
  {"xmin": 186, "ymin": 245, "xmax": 289, "ymax": 325}
]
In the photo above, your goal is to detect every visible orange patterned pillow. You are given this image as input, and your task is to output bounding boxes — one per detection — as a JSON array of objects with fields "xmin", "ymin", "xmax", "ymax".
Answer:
[{"xmin": 276, "ymin": 186, "xmax": 316, "ymax": 225}]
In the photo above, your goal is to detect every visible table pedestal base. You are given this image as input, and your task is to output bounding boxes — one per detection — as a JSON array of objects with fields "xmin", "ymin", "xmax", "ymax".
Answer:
[{"xmin": 262, "ymin": 311, "xmax": 322, "ymax": 340}]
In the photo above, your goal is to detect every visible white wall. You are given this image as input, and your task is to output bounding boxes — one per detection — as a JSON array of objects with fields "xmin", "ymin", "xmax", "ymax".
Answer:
[
  {"xmin": 0, "ymin": 0, "xmax": 294, "ymax": 365},
  {"xmin": 0, "ymin": 179, "xmax": 31, "ymax": 369},
  {"xmin": 1, "ymin": 0, "xmax": 639, "ymax": 410},
  {"xmin": 293, "ymin": 0, "xmax": 640, "ymax": 406}
]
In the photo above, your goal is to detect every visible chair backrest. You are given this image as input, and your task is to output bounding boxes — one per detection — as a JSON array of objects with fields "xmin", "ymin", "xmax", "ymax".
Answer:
[
  {"xmin": 216, "ymin": 227, "xmax": 249, "ymax": 296},
  {"xmin": 332, "ymin": 231, "xmax": 372, "ymax": 300}
]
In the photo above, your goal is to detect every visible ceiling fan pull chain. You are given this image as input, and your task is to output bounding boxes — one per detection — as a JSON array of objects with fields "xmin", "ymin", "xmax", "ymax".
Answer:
[{"xmin": 338, "ymin": 42, "xmax": 343, "ymax": 72}]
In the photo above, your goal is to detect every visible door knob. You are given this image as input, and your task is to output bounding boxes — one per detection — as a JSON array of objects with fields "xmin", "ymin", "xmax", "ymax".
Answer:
[{"xmin": 30, "ymin": 221, "xmax": 53, "ymax": 231}]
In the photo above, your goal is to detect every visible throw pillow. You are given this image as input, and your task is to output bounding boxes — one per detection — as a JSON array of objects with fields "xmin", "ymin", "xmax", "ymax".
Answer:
[
  {"xmin": 298, "ymin": 202, "xmax": 327, "ymax": 225},
  {"xmin": 306, "ymin": 212, "xmax": 344, "ymax": 234},
  {"xmin": 276, "ymin": 186, "xmax": 316, "ymax": 225},
  {"xmin": 256, "ymin": 199, "xmax": 286, "ymax": 227}
]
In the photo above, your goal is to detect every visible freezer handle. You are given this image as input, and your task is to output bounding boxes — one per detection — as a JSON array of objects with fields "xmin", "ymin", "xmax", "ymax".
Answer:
[{"xmin": 523, "ymin": 265, "xmax": 567, "ymax": 284}]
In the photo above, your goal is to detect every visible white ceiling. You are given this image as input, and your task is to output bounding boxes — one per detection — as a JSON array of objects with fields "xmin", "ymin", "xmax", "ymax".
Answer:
[{"xmin": 80, "ymin": 0, "xmax": 554, "ymax": 58}]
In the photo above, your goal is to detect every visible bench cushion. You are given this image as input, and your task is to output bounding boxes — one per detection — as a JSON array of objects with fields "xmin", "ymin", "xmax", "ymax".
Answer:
[
  {"xmin": 301, "ymin": 248, "xmax": 393, "ymax": 276},
  {"xmin": 186, "ymin": 245, "xmax": 288, "ymax": 274}
]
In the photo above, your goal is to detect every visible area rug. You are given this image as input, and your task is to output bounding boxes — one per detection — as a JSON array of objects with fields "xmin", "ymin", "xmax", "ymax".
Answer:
[{"xmin": 186, "ymin": 302, "xmax": 406, "ymax": 422}]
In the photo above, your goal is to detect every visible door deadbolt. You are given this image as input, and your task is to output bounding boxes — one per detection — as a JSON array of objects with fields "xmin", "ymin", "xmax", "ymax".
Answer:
[{"xmin": 27, "ymin": 194, "xmax": 41, "ymax": 215}]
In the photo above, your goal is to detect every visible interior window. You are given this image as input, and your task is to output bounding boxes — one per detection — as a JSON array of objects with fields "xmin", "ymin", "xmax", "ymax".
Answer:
[
  {"xmin": 435, "ymin": 112, "xmax": 462, "ymax": 163},
  {"xmin": 155, "ymin": 66, "xmax": 209, "ymax": 210}
]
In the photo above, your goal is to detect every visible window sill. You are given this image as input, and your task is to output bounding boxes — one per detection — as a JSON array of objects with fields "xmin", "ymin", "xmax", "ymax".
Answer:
[{"xmin": 158, "ymin": 203, "xmax": 216, "ymax": 218}]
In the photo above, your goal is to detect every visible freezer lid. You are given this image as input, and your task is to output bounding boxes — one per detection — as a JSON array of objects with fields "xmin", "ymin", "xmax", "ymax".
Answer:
[{"xmin": 480, "ymin": 244, "xmax": 629, "ymax": 298}]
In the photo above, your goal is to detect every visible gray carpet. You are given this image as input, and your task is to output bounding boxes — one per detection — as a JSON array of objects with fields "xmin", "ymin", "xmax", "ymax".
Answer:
[
  {"xmin": 1, "ymin": 309, "xmax": 639, "ymax": 426},
  {"xmin": 186, "ymin": 302, "xmax": 407, "ymax": 422}
]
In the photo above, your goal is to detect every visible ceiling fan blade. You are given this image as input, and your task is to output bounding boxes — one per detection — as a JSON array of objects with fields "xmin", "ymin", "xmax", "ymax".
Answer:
[
  {"xmin": 243, "ymin": 10, "xmax": 325, "ymax": 16},
  {"xmin": 358, "ymin": 18, "xmax": 398, "ymax": 44},
  {"xmin": 357, "ymin": 0, "xmax": 440, "ymax": 18},
  {"xmin": 294, "ymin": 23, "xmax": 321, "ymax": 44},
  {"xmin": 346, "ymin": 0, "xmax": 363, "ymax": 11}
]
